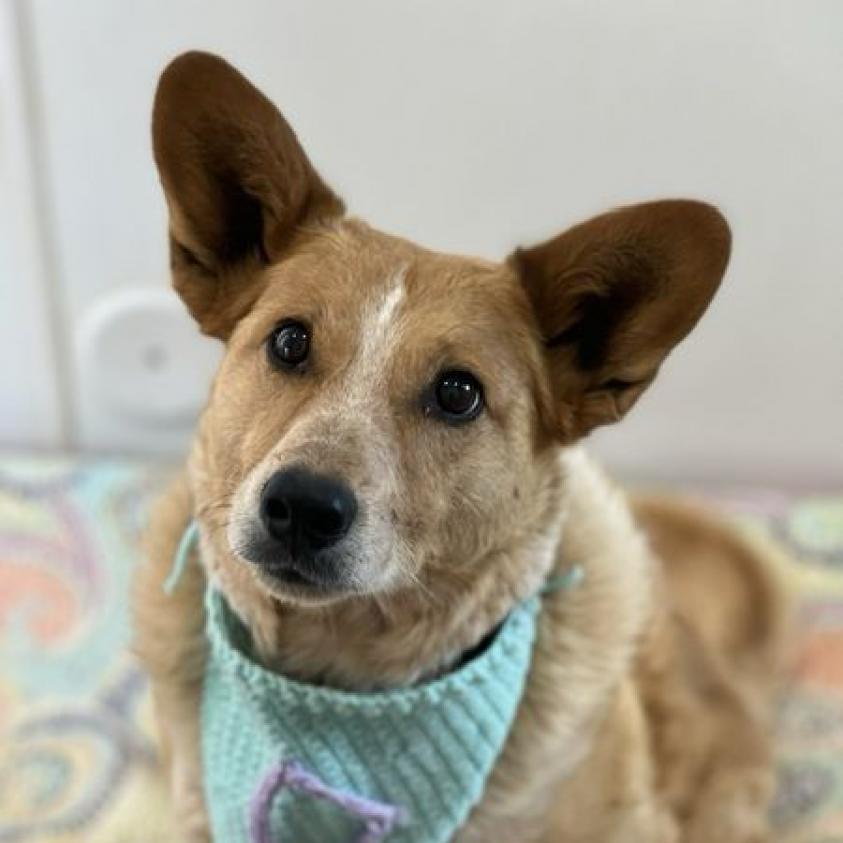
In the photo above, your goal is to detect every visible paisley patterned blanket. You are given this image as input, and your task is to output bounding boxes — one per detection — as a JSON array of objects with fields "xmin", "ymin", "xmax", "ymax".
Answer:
[{"xmin": 1, "ymin": 456, "xmax": 842, "ymax": 842}]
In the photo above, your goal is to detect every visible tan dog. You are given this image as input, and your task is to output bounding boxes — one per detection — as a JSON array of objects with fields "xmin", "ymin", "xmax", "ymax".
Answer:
[{"xmin": 133, "ymin": 52, "xmax": 789, "ymax": 843}]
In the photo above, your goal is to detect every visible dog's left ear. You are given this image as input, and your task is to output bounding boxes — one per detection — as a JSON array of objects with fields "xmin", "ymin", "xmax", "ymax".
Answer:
[{"xmin": 511, "ymin": 200, "xmax": 731, "ymax": 440}]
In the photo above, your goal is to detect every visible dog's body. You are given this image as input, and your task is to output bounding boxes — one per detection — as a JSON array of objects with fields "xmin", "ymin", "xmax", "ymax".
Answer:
[{"xmin": 133, "ymin": 52, "xmax": 788, "ymax": 842}]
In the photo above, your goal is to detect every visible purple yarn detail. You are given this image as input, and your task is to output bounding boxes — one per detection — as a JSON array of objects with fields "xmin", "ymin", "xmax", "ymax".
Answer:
[{"xmin": 248, "ymin": 759, "xmax": 405, "ymax": 843}]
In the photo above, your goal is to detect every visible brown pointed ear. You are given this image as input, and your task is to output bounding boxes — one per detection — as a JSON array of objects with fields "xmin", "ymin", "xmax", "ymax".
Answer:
[
  {"xmin": 512, "ymin": 200, "xmax": 731, "ymax": 440},
  {"xmin": 152, "ymin": 51, "xmax": 344, "ymax": 337}
]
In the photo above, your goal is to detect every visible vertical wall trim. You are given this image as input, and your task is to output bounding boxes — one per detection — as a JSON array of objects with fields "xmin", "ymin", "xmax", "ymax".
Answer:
[{"xmin": 8, "ymin": 0, "xmax": 75, "ymax": 447}]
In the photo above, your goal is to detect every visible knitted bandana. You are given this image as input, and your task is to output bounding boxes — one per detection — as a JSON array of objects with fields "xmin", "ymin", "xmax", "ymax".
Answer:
[{"xmin": 170, "ymin": 524, "xmax": 578, "ymax": 843}]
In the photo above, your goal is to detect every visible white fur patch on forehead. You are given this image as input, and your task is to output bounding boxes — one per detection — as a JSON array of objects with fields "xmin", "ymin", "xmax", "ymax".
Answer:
[
  {"xmin": 360, "ymin": 269, "xmax": 407, "ymax": 356},
  {"xmin": 326, "ymin": 267, "xmax": 408, "ymax": 412},
  {"xmin": 348, "ymin": 268, "xmax": 408, "ymax": 386}
]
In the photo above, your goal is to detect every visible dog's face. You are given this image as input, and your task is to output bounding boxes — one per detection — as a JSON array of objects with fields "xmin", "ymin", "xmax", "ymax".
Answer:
[
  {"xmin": 205, "ymin": 233, "xmax": 555, "ymax": 606},
  {"xmin": 153, "ymin": 53, "xmax": 730, "ymax": 617}
]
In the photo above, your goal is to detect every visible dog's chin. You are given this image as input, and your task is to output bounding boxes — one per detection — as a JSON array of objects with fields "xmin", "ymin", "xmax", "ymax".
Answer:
[
  {"xmin": 252, "ymin": 564, "xmax": 357, "ymax": 607},
  {"xmin": 229, "ymin": 528, "xmax": 404, "ymax": 608}
]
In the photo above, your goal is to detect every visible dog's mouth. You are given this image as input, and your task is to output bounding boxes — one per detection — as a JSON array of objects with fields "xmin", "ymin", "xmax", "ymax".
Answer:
[
  {"xmin": 273, "ymin": 566, "xmax": 316, "ymax": 588},
  {"xmin": 255, "ymin": 564, "xmax": 353, "ymax": 605},
  {"xmin": 236, "ymin": 534, "xmax": 354, "ymax": 602},
  {"xmin": 260, "ymin": 559, "xmax": 341, "ymax": 592}
]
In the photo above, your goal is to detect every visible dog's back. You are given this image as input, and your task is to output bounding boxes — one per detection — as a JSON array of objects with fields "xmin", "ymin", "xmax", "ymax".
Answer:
[{"xmin": 633, "ymin": 496, "xmax": 790, "ymax": 841}]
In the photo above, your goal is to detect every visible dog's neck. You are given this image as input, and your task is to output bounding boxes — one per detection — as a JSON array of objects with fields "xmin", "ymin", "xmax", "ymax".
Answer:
[
  {"xmin": 454, "ymin": 449, "xmax": 657, "ymax": 840},
  {"xmin": 227, "ymin": 507, "xmax": 566, "ymax": 691},
  {"xmin": 197, "ymin": 461, "xmax": 569, "ymax": 692}
]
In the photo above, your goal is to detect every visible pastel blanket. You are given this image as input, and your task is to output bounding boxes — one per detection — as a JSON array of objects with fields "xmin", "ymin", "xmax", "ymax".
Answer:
[{"xmin": 1, "ymin": 456, "xmax": 842, "ymax": 842}]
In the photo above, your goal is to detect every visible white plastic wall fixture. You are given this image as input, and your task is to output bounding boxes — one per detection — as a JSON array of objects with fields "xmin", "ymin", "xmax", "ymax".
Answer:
[{"xmin": 75, "ymin": 287, "xmax": 221, "ymax": 453}]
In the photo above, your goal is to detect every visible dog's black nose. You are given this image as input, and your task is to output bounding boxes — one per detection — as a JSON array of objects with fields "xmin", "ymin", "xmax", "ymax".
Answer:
[{"xmin": 260, "ymin": 468, "xmax": 357, "ymax": 552}]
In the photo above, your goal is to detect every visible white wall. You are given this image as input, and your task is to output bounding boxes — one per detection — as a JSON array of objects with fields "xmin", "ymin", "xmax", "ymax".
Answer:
[
  {"xmin": 1, "ymin": 0, "xmax": 841, "ymax": 485},
  {"xmin": 0, "ymin": 0, "xmax": 64, "ymax": 447}
]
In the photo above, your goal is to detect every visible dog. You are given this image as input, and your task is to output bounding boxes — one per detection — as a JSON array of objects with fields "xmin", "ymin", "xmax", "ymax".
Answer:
[{"xmin": 132, "ymin": 51, "xmax": 789, "ymax": 843}]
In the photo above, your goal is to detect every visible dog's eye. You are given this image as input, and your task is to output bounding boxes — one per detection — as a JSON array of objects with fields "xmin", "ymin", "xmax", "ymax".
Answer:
[
  {"xmin": 267, "ymin": 320, "xmax": 310, "ymax": 369},
  {"xmin": 431, "ymin": 370, "xmax": 484, "ymax": 423}
]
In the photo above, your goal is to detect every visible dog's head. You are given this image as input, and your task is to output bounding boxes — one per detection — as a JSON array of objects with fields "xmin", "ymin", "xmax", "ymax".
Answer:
[{"xmin": 153, "ymin": 53, "xmax": 730, "ymax": 620}]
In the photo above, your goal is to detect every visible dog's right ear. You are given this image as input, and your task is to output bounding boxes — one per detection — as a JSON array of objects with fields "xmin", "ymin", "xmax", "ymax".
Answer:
[{"xmin": 152, "ymin": 51, "xmax": 344, "ymax": 338}]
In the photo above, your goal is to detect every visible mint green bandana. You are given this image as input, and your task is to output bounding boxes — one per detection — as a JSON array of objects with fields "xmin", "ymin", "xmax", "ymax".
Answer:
[{"xmin": 169, "ymin": 524, "xmax": 579, "ymax": 843}]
